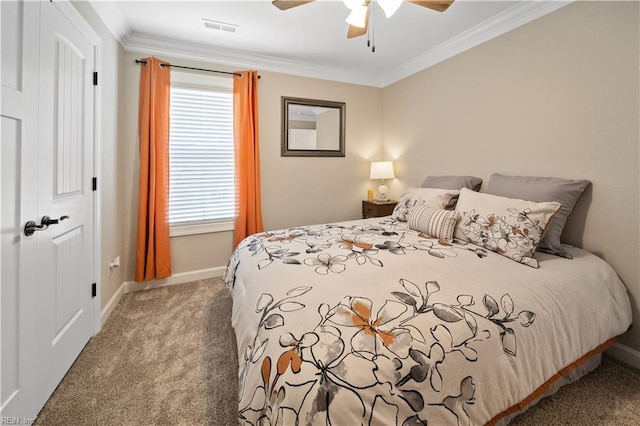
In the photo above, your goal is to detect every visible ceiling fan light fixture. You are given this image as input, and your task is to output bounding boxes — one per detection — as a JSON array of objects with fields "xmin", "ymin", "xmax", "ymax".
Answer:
[
  {"xmin": 345, "ymin": 6, "xmax": 368, "ymax": 28},
  {"xmin": 378, "ymin": 0, "xmax": 403, "ymax": 18}
]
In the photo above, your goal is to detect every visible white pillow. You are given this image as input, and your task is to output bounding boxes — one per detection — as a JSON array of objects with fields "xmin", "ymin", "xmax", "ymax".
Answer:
[
  {"xmin": 392, "ymin": 187, "xmax": 460, "ymax": 222},
  {"xmin": 454, "ymin": 188, "xmax": 561, "ymax": 268}
]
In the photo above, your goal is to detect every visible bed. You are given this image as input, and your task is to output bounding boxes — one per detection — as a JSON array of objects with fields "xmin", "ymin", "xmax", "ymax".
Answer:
[{"xmin": 223, "ymin": 178, "xmax": 632, "ymax": 425}]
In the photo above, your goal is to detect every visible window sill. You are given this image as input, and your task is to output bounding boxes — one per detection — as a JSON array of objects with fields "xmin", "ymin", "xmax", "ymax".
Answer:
[{"xmin": 170, "ymin": 220, "xmax": 234, "ymax": 237}]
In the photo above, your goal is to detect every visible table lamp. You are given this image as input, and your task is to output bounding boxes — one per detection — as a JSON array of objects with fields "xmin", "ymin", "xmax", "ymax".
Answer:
[{"xmin": 370, "ymin": 161, "xmax": 395, "ymax": 201}]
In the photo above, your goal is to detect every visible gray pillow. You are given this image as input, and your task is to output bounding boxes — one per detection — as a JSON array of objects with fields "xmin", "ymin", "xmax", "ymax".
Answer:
[
  {"xmin": 422, "ymin": 175, "xmax": 482, "ymax": 192},
  {"xmin": 486, "ymin": 173, "xmax": 591, "ymax": 259},
  {"xmin": 422, "ymin": 175, "xmax": 482, "ymax": 210}
]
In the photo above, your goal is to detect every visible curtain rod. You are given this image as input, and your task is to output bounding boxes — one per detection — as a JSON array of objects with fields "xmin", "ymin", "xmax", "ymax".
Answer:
[{"xmin": 135, "ymin": 59, "xmax": 260, "ymax": 78}]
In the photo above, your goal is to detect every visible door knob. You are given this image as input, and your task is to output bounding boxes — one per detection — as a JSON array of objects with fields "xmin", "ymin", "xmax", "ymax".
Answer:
[
  {"xmin": 24, "ymin": 215, "xmax": 70, "ymax": 236},
  {"xmin": 41, "ymin": 215, "xmax": 69, "ymax": 226}
]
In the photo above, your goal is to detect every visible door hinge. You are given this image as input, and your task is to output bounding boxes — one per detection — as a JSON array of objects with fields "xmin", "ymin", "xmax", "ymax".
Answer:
[
  {"xmin": 93, "ymin": 72, "xmax": 98, "ymax": 86},
  {"xmin": 92, "ymin": 177, "xmax": 97, "ymax": 191},
  {"xmin": 91, "ymin": 283, "xmax": 97, "ymax": 298}
]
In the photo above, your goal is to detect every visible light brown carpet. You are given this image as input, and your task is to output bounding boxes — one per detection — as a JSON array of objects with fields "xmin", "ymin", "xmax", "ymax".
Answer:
[
  {"xmin": 35, "ymin": 278, "xmax": 238, "ymax": 426},
  {"xmin": 35, "ymin": 277, "xmax": 640, "ymax": 425}
]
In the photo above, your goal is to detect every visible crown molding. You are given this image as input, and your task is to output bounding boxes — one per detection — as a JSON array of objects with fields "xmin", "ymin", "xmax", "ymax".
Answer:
[
  {"xmin": 122, "ymin": 32, "xmax": 382, "ymax": 87},
  {"xmin": 380, "ymin": 0, "xmax": 572, "ymax": 87},
  {"xmin": 87, "ymin": 0, "xmax": 571, "ymax": 88}
]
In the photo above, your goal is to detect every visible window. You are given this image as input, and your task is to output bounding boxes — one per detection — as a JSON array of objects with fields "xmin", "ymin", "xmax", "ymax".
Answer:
[{"xmin": 168, "ymin": 71, "xmax": 234, "ymax": 236}]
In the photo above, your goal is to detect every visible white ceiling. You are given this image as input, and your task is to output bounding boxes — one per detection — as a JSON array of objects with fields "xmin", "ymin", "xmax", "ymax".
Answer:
[{"xmin": 89, "ymin": 0, "xmax": 570, "ymax": 87}]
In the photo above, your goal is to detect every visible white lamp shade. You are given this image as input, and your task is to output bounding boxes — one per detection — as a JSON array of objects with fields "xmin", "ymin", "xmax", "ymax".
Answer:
[
  {"xmin": 378, "ymin": 0, "xmax": 403, "ymax": 18},
  {"xmin": 370, "ymin": 161, "xmax": 395, "ymax": 180},
  {"xmin": 345, "ymin": 5, "xmax": 368, "ymax": 28}
]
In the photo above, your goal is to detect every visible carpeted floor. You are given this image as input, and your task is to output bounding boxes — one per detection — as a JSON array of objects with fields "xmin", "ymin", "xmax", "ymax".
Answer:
[
  {"xmin": 35, "ymin": 277, "xmax": 640, "ymax": 425},
  {"xmin": 36, "ymin": 278, "xmax": 238, "ymax": 426}
]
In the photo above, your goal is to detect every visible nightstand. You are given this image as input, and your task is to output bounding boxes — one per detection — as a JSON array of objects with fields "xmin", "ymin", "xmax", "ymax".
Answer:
[{"xmin": 362, "ymin": 200, "xmax": 397, "ymax": 219}]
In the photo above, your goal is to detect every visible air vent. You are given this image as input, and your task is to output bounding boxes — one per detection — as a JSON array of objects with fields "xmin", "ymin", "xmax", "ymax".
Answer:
[{"xmin": 203, "ymin": 19, "xmax": 239, "ymax": 33}]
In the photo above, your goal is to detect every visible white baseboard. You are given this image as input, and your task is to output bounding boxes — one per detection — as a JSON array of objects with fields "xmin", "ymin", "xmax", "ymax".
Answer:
[
  {"xmin": 605, "ymin": 342, "xmax": 640, "ymax": 369},
  {"xmin": 100, "ymin": 266, "xmax": 226, "ymax": 325},
  {"xmin": 100, "ymin": 280, "xmax": 126, "ymax": 324},
  {"xmin": 123, "ymin": 266, "xmax": 226, "ymax": 293}
]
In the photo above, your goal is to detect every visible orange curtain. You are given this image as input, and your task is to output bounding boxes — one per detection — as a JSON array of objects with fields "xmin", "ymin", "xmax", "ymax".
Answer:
[
  {"xmin": 233, "ymin": 70, "xmax": 263, "ymax": 248},
  {"xmin": 135, "ymin": 57, "xmax": 172, "ymax": 282}
]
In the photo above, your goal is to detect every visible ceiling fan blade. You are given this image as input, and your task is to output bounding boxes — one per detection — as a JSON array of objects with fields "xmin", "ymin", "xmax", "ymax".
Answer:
[
  {"xmin": 272, "ymin": 0, "xmax": 315, "ymax": 11},
  {"xmin": 346, "ymin": 10, "xmax": 369, "ymax": 39},
  {"xmin": 406, "ymin": 0, "xmax": 455, "ymax": 13}
]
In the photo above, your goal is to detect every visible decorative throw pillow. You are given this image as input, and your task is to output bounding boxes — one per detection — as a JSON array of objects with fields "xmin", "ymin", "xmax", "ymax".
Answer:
[
  {"xmin": 392, "ymin": 187, "xmax": 460, "ymax": 222},
  {"xmin": 486, "ymin": 174, "xmax": 590, "ymax": 259},
  {"xmin": 408, "ymin": 205, "xmax": 459, "ymax": 240},
  {"xmin": 454, "ymin": 188, "xmax": 561, "ymax": 268},
  {"xmin": 422, "ymin": 175, "xmax": 483, "ymax": 210}
]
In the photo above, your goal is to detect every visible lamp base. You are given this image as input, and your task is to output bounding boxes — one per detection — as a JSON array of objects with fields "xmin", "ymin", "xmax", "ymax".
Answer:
[{"xmin": 378, "ymin": 183, "xmax": 389, "ymax": 201}]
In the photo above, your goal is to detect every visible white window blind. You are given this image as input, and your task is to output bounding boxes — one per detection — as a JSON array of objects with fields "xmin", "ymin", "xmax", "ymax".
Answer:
[{"xmin": 169, "ymin": 82, "xmax": 234, "ymax": 230}]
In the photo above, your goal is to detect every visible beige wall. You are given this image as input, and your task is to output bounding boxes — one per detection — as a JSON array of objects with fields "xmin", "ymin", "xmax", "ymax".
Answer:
[
  {"xmin": 382, "ymin": 2, "xmax": 640, "ymax": 349},
  {"xmin": 72, "ymin": 2, "xmax": 125, "ymax": 310},
  {"xmin": 118, "ymin": 52, "xmax": 383, "ymax": 285}
]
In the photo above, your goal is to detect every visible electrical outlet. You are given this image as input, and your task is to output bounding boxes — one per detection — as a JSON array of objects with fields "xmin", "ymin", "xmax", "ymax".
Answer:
[{"xmin": 107, "ymin": 255, "xmax": 121, "ymax": 276}]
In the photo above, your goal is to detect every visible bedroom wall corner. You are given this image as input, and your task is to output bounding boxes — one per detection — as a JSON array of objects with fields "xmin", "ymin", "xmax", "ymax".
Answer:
[{"xmin": 381, "ymin": 1, "xmax": 640, "ymax": 362}]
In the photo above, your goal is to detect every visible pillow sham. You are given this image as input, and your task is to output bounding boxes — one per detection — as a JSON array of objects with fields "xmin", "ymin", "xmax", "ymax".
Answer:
[
  {"xmin": 422, "ymin": 175, "xmax": 483, "ymax": 210},
  {"xmin": 454, "ymin": 188, "xmax": 561, "ymax": 268},
  {"xmin": 422, "ymin": 175, "xmax": 483, "ymax": 192},
  {"xmin": 392, "ymin": 187, "xmax": 460, "ymax": 222},
  {"xmin": 486, "ymin": 174, "xmax": 590, "ymax": 259},
  {"xmin": 408, "ymin": 205, "xmax": 459, "ymax": 240}
]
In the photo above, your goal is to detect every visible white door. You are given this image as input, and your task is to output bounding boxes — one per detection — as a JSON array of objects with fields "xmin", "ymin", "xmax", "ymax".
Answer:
[
  {"xmin": 1, "ymin": 0, "xmax": 97, "ymax": 420},
  {"xmin": 1, "ymin": 0, "xmax": 40, "ymax": 419}
]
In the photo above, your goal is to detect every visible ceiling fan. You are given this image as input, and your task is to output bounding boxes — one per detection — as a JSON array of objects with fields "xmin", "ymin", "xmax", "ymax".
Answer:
[{"xmin": 272, "ymin": 0, "xmax": 455, "ymax": 40}]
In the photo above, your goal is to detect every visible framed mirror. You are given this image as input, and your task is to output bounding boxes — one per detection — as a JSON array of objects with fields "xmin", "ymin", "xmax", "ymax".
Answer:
[{"xmin": 281, "ymin": 96, "xmax": 346, "ymax": 157}]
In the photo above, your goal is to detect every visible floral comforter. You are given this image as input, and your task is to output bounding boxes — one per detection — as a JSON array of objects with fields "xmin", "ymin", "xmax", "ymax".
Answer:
[{"xmin": 223, "ymin": 217, "xmax": 631, "ymax": 425}]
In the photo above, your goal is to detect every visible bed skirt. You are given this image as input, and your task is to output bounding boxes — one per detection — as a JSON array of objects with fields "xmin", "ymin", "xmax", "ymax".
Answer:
[{"xmin": 491, "ymin": 338, "xmax": 616, "ymax": 425}]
